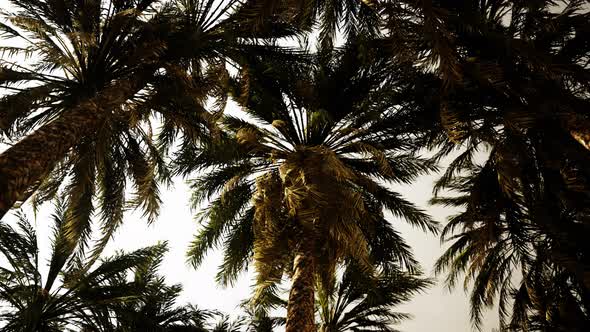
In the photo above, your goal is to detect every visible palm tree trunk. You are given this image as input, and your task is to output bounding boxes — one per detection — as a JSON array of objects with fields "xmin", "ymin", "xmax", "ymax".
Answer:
[
  {"xmin": 286, "ymin": 240, "xmax": 316, "ymax": 332},
  {"xmin": 0, "ymin": 77, "xmax": 148, "ymax": 219}
]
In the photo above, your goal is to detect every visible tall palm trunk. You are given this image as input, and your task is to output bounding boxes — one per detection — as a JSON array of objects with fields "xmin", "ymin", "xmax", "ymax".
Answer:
[
  {"xmin": 286, "ymin": 240, "xmax": 316, "ymax": 332},
  {"xmin": 0, "ymin": 77, "xmax": 149, "ymax": 219}
]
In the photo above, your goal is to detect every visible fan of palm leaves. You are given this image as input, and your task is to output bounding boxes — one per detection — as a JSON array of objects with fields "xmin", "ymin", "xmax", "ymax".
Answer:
[
  {"xmin": 0, "ymin": 0, "xmax": 303, "ymax": 266},
  {"xmin": 179, "ymin": 39, "xmax": 438, "ymax": 331},
  {"xmin": 433, "ymin": 147, "xmax": 590, "ymax": 330},
  {"xmin": 317, "ymin": 265, "xmax": 432, "ymax": 332},
  {"xmin": 0, "ymin": 204, "xmax": 172, "ymax": 331},
  {"xmin": 249, "ymin": 0, "xmax": 381, "ymax": 51},
  {"xmin": 405, "ymin": 1, "xmax": 590, "ymax": 329}
]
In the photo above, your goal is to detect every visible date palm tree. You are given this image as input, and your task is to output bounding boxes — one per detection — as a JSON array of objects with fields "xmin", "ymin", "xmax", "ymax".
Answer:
[
  {"xmin": 241, "ymin": 265, "xmax": 430, "ymax": 332},
  {"xmin": 379, "ymin": 0, "xmax": 590, "ymax": 175},
  {"xmin": 180, "ymin": 41, "xmax": 438, "ymax": 332},
  {"xmin": 99, "ymin": 250, "xmax": 214, "ymax": 332},
  {"xmin": 392, "ymin": 1, "xmax": 590, "ymax": 328},
  {"xmin": 0, "ymin": 0, "xmax": 171, "ymax": 220},
  {"xmin": 0, "ymin": 0, "xmax": 301, "ymax": 223},
  {"xmin": 433, "ymin": 153, "xmax": 590, "ymax": 330},
  {"xmin": 508, "ymin": 253, "xmax": 590, "ymax": 332},
  {"xmin": 0, "ymin": 205, "xmax": 169, "ymax": 331},
  {"xmin": 317, "ymin": 266, "xmax": 432, "ymax": 332},
  {"xmin": 240, "ymin": 283, "xmax": 287, "ymax": 332}
]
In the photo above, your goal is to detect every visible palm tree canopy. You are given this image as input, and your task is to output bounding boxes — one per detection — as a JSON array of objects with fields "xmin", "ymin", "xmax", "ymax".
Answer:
[
  {"xmin": 0, "ymin": 0, "xmax": 303, "ymax": 220},
  {"xmin": 248, "ymin": 0, "xmax": 382, "ymax": 51},
  {"xmin": 433, "ymin": 152, "xmax": 590, "ymax": 330},
  {"xmin": 318, "ymin": 266, "xmax": 432, "ymax": 332},
  {"xmin": 423, "ymin": 1, "xmax": 590, "ymax": 329},
  {"xmin": 181, "ymin": 39, "xmax": 438, "ymax": 303},
  {"xmin": 1, "ymin": 0, "xmax": 587, "ymax": 330},
  {"xmin": 0, "ymin": 205, "xmax": 172, "ymax": 331},
  {"xmin": 0, "ymin": 0, "xmax": 305, "ymax": 269}
]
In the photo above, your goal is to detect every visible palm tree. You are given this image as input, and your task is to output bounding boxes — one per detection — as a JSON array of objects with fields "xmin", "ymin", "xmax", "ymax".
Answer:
[
  {"xmin": 0, "ymin": 0, "xmax": 170, "ymax": 220},
  {"xmin": 103, "ymin": 261, "xmax": 214, "ymax": 331},
  {"xmin": 240, "ymin": 265, "xmax": 431, "ymax": 332},
  {"xmin": 317, "ymin": 266, "xmax": 432, "ymax": 332},
  {"xmin": 0, "ymin": 205, "xmax": 169, "ymax": 331},
  {"xmin": 208, "ymin": 315, "xmax": 246, "ymax": 332},
  {"xmin": 180, "ymin": 41, "xmax": 438, "ymax": 332},
  {"xmin": 432, "ymin": 155, "xmax": 590, "ymax": 330},
  {"xmin": 432, "ymin": 157, "xmax": 534, "ymax": 329},
  {"xmin": 390, "ymin": 1, "xmax": 590, "ymax": 328},
  {"xmin": 0, "ymin": 0, "xmax": 301, "ymax": 221},
  {"xmin": 379, "ymin": 0, "xmax": 590, "ymax": 170},
  {"xmin": 240, "ymin": 282, "xmax": 287, "ymax": 332},
  {"xmin": 509, "ymin": 254, "xmax": 590, "ymax": 332}
]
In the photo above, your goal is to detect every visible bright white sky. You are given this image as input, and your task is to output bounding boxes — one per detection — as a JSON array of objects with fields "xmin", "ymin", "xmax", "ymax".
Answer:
[{"xmin": 0, "ymin": 0, "xmax": 500, "ymax": 330}]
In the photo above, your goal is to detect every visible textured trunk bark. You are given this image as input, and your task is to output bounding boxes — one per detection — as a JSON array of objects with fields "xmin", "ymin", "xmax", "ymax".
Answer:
[
  {"xmin": 286, "ymin": 241, "xmax": 316, "ymax": 332},
  {"xmin": 0, "ymin": 78, "xmax": 148, "ymax": 219},
  {"xmin": 0, "ymin": 106, "xmax": 101, "ymax": 219}
]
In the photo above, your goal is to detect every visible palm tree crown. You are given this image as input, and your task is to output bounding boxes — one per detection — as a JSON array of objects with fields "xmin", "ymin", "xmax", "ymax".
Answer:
[
  {"xmin": 0, "ymin": 0, "xmax": 304, "ymax": 271},
  {"xmin": 422, "ymin": 1, "xmax": 590, "ymax": 329},
  {"xmin": 180, "ymin": 40, "xmax": 438, "ymax": 332},
  {"xmin": 0, "ymin": 205, "xmax": 171, "ymax": 331},
  {"xmin": 0, "ymin": 0, "xmax": 301, "ymax": 223},
  {"xmin": 318, "ymin": 266, "xmax": 432, "ymax": 332}
]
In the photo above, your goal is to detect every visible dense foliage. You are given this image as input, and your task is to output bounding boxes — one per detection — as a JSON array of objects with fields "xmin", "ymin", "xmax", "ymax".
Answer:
[{"xmin": 0, "ymin": 0, "xmax": 588, "ymax": 331}]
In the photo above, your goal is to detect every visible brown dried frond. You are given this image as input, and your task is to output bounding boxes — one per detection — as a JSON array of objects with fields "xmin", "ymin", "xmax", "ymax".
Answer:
[
  {"xmin": 236, "ymin": 128, "xmax": 260, "ymax": 146},
  {"xmin": 440, "ymin": 101, "xmax": 468, "ymax": 143},
  {"xmin": 252, "ymin": 172, "xmax": 291, "ymax": 304}
]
